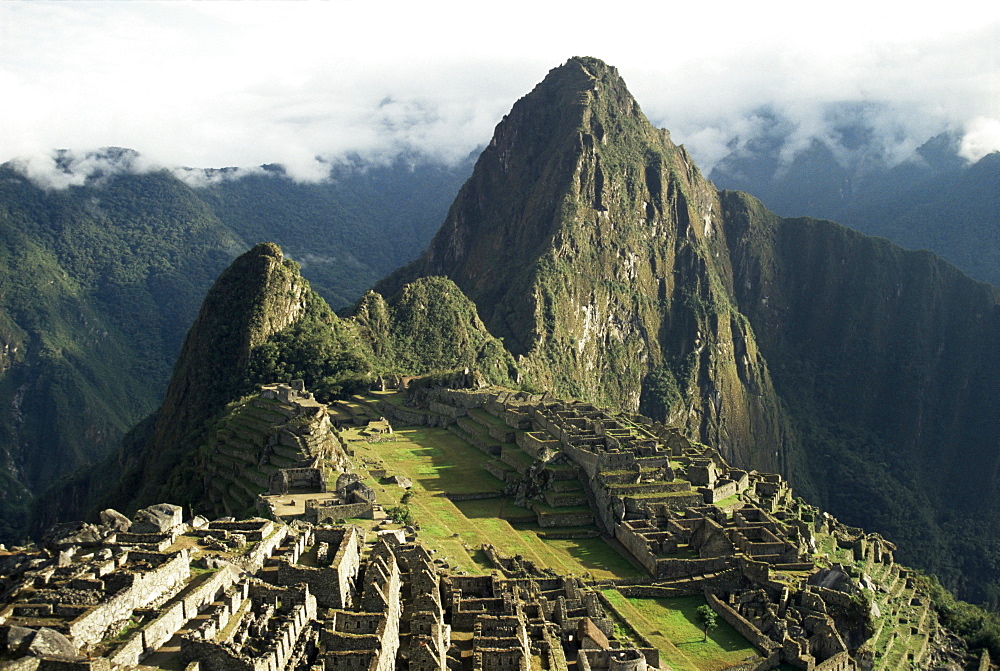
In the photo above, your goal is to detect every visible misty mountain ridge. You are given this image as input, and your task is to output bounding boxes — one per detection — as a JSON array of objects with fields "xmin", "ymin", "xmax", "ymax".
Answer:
[
  {"xmin": 31, "ymin": 56, "xmax": 1000, "ymax": 615},
  {"xmin": 2, "ymin": 56, "xmax": 998, "ymax": 621},
  {"xmin": 708, "ymin": 109, "xmax": 999, "ymax": 286}
]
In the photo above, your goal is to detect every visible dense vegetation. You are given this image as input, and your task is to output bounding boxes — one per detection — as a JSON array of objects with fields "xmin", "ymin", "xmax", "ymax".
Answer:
[
  {"xmin": 354, "ymin": 276, "xmax": 518, "ymax": 386},
  {"xmin": 0, "ymin": 165, "xmax": 242, "ymax": 543},
  {"xmin": 197, "ymin": 156, "xmax": 472, "ymax": 309}
]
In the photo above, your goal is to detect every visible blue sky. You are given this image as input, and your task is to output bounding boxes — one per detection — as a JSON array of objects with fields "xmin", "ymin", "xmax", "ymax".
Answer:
[{"xmin": 1, "ymin": 0, "xmax": 997, "ymax": 183}]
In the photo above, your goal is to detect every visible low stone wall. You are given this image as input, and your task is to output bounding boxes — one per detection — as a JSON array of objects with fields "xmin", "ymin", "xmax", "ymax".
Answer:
[
  {"xmin": 230, "ymin": 526, "xmax": 289, "ymax": 572},
  {"xmin": 703, "ymin": 479, "xmax": 739, "ymax": 503},
  {"xmin": 310, "ymin": 501, "xmax": 374, "ymax": 524},
  {"xmin": 538, "ymin": 529, "xmax": 600, "ymax": 539},
  {"xmin": 500, "ymin": 448, "xmax": 533, "ymax": 474},
  {"xmin": 486, "ymin": 423, "xmax": 515, "ymax": 444},
  {"xmin": 377, "ymin": 402, "xmax": 450, "ymax": 428},
  {"xmin": 623, "ymin": 492, "xmax": 704, "ymax": 514},
  {"xmin": 614, "ymin": 525, "xmax": 656, "ymax": 575},
  {"xmin": 535, "ymin": 509, "xmax": 593, "ymax": 528},
  {"xmin": 431, "ymin": 389, "xmax": 494, "ymax": 409},
  {"xmin": 270, "ymin": 468, "xmax": 323, "ymax": 495},
  {"xmin": 443, "ymin": 492, "xmax": 503, "ymax": 501},
  {"xmin": 772, "ymin": 562, "xmax": 815, "ymax": 572},
  {"xmin": 484, "ymin": 461, "xmax": 517, "ymax": 483},
  {"xmin": 68, "ymin": 551, "xmax": 190, "ymax": 647},
  {"xmin": 182, "ymin": 565, "xmax": 241, "ymax": 620},
  {"xmin": 617, "ymin": 584, "xmax": 700, "ymax": 598},
  {"xmin": 107, "ymin": 631, "xmax": 145, "ymax": 666},
  {"xmin": 593, "ymin": 591, "xmax": 656, "ymax": 651},
  {"xmin": 812, "ymin": 651, "xmax": 852, "ymax": 671},
  {"xmin": 654, "ymin": 556, "xmax": 732, "ymax": 580},
  {"xmin": 449, "ymin": 424, "xmax": 499, "ymax": 456},
  {"xmin": 705, "ymin": 592, "xmax": 778, "ymax": 654},
  {"xmin": 428, "ymin": 401, "xmax": 466, "ymax": 419},
  {"xmin": 560, "ymin": 443, "xmax": 602, "ymax": 480},
  {"xmin": 208, "ymin": 521, "xmax": 274, "ymax": 542},
  {"xmin": 142, "ymin": 599, "xmax": 183, "ymax": 646}
]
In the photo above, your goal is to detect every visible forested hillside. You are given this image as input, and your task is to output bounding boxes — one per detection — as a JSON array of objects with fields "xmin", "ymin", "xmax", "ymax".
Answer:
[{"xmin": 0, "ymin": 156, "xmax": 468, "ymax": 543}]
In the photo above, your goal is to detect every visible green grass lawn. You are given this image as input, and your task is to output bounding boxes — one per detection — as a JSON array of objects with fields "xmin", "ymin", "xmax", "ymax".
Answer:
[
  {"xmin": 375, "ymin": 427, "xmax": 506, "ymax": 494},
  {"xmin": 347, "ymin": 425, "xmax": 644, "ymax": 580},
  {"xmin": 600, "ymin": 592, "xmax": 762, "ymax": 671}
]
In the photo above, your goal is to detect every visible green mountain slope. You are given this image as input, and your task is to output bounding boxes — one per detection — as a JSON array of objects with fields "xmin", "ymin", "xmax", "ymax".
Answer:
[
  {"xmin": 379, "ymin": 57, "xmax": 1000, "ymax": 605},
  {"xmin": 378, "ymin": 56, "xmax": 791, "ymax": 475},
  {"xmin": 0, "ymin": 164, "xmax": 244, "ymax": 541},
  {"xmin": 722, "ymin": 191, "xmax": 1000, "ymax": 602}
]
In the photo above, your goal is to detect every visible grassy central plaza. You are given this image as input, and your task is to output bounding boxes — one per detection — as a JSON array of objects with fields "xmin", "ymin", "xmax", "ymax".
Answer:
[
  {"xmin": 338, "ymin": 414, "xmax": 763, "ymax": 669},
  {"xmin": 346, "ymin": 426, "xmax": 644, "ymax": 579}
]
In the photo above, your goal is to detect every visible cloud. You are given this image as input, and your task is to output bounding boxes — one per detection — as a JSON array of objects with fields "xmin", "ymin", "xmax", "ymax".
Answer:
[
  {"xmin": 1, "ymin": 2, "xmax": 997, "ymax": 186},
  {"xmin": 960, "ymin": 117, "xmax": 1000, "ymax": 162},
  {"xmin": 7, "ymin": 148, "xmax": 161, "ymax": 190}
]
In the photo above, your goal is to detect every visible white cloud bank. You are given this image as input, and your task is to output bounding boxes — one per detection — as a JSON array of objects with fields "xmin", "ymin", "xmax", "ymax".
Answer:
[{"xmin": 1, "ymin": 1, "xmax": 997, "ymax": 186}]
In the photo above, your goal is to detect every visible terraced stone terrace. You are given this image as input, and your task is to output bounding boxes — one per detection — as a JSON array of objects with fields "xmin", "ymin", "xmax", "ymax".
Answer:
[{"xmin": 5, "ymin": 382, "xmax": 984, "ymax": 671}]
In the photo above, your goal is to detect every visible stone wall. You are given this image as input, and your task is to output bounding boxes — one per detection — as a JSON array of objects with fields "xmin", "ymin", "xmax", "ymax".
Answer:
[
  {"xmin": 653, "ymin": 557, "xmax": 732, "ymax": 580},
  {"xmin": 141, "ymin": 600, "xmax": 185, "ymax": 654},
  {"xmin": 107, "ymin": 631, "xmax": 144, "ymax": 667},
  {"xmin": 309, "ymin": 501, "xmax": 374, "ymax": 524},
  {"xmin": 67, "ymin": 551, "xmax": 190, "ymax": 647},
  {"xmin": 812, "ymin": 651, "xmax": 852, "ymax": 671},
  {"xmin": 704, "ymin": 593, "xmax": 778, "ymax": 654},
  {"xmin": 230, "ymin": 525, "xmax": 289, "ymax": 572},
  {"xmin": 181, "ymin": 565, "xmax": 241, "ymax": 620},
  {"xmin": 614, "ymin": 525, "xmax": 656, "ymax": 574},
  {"xmin": 270, "ymin": 468, "xmax": 323, "ymax": 495},
  {"xmin": 428, "ymin": 401, "xmax": 467, "ymax": 419}
]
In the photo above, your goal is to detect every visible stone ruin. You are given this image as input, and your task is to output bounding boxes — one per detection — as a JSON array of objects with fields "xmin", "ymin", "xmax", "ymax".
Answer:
[{"xmin": 1, "ymin": 384, "xmax": 989, "ymax": 671}]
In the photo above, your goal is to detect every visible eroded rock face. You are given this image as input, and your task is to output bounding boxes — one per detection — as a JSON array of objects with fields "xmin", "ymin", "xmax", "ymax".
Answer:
[
  {"xmin": 99, "ymin": 508, "xmax": 131, "ymax": 532},
  {"xmin": 26, "ymin": 628, "xmax": 80, "ymax": 661},
  {"xmin": 132, "ymin": 503, "xmax": 183, "ymax": 533},
  {"xmin": 377, "ymin": 57, "xmax": 789, "ymax": 473}
]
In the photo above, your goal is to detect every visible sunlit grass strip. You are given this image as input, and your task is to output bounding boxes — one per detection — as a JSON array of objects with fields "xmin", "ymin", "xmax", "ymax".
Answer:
[{"xmin": 600, "ymin": 591, "xmax": 762, "ymax": 671}]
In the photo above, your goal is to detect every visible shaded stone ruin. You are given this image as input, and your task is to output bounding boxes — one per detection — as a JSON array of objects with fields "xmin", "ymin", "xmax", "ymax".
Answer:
[
  {"xmin": 0, "ymin": 503, "xmax": 661, "ymax": 671},
  {"xmin": 299, "ymin": 473, "xmax": 378, "ymax": 526},
  {"xmin": 446, "ymin": 550, "xmax": 655, "ymax": 671}
]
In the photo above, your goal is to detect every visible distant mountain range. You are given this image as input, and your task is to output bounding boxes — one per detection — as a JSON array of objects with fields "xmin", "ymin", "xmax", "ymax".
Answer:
[
  {"xmin": 2, "ymin": 57, "xmax": 998, "ymax": 615},
  {"xmin": 709, "ymin": 114, "xmax": 999, "ymax": 287}
]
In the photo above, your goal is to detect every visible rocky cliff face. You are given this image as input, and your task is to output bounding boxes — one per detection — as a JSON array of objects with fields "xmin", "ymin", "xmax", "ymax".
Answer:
[
  {"xmin": 377, "ymin": 56, "xmax": 1000, "ymax": 603},
  {"xmin": 379, "ymin": 57, "xmax": 789, "ymax": 473}
]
